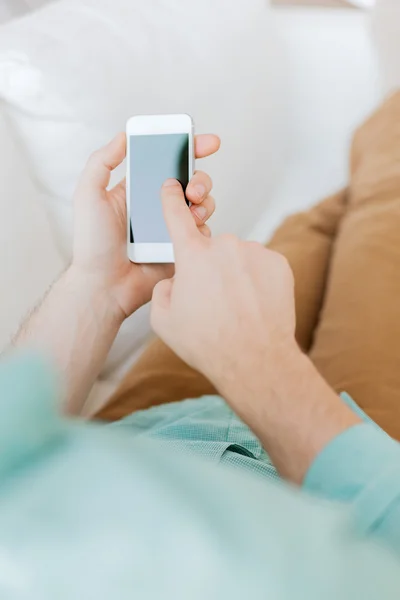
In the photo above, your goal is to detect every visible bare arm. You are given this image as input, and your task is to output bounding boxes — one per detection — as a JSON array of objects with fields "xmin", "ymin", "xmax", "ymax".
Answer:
[
  {"xmin": 151, "ymin": 180, "xmax": 361, "ymax": 486},
  {"xmin": 12, "ymin": 268, "xmax": 123, "ymax": 414},
  {"xmin": 219, "ymin": 347, "xmax": 361, "ymax": 485}
]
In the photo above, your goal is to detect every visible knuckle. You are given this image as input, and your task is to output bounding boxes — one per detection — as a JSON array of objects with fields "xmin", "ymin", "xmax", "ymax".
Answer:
[
  {"xmin": 275, "ymin": 252, "xmax": 290, "ymax": 271},
  {"xmin": 244, "ymin": 242, "xmax": 265, "ymax": 262},
  {"xmin": 218, "ymin": 233, "xmax": 239, "ymax": 246},
  {"xmin": 199, "ymin": 224, "xmax": 212, "ymax": 238},
  {"xmin": 152, "ymin": 280, "xmax": 164, "ymax": 299},
  {"xmin": 207, "ymin": 195, "xmax": 216, "ymax": 213},
  {"xmin": 257, "ymin": 247, "xmax": 291, "ymax": 272},
  {"xmin": 194, "ymin": 170, "xmax": 212, "ymax": 188},
  {"xmin": 270, "ymin": 251, "xmax": 293, "ymax": 281},
  {"xmin": 181, "ymin": 237, "xmax": 207, "ymax": 261},
  {"xmin": 214, "ymin": 234, "xmax": 242, "ymax": 258},
  {"xmin": 246, "ymin": 241, "xmax": 263, "ymax": 253},
  {"xmin": 86, "ymin": 149, "xmax": 102, "ymax": 171},
  {"xmin": 190, "ymin": 236, "xmax": 207, "ymax": 252}
]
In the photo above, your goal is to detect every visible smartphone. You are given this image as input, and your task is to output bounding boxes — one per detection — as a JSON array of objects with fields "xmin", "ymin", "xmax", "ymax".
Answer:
[{"xmin": 126, "ymin": 114, "xmax": 194, "ymax": 263}]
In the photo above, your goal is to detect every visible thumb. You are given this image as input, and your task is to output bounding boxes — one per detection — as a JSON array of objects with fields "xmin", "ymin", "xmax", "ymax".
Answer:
[
  {"xmin": 161, "ymin": 179, "xmax": 200, "ymax": 254},
  {"xmin": 150, "ymin": 278, "xmax": 174, "ymax": 337},
  {"xmin": 80, "ymin": 132, "xmax": 126, "ymax": 191}
]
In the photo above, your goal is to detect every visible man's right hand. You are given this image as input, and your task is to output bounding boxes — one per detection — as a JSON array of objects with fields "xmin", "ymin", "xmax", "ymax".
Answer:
[
  {"xmin": 151, "ymin": 179, "xmax": 298, "ymax": 399},
  {"xmin": 151, "ymin": 180, "xmax": 361, "ymax": 485}
]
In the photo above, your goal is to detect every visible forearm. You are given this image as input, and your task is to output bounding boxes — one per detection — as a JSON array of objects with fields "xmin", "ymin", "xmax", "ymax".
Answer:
[
  {"xmin": 219, "ymin": 348, "xmax": 361, "ymax": 485},
  {"xmin": 12, "ymin": 267, "xmax": 123, "ymax": 415}
]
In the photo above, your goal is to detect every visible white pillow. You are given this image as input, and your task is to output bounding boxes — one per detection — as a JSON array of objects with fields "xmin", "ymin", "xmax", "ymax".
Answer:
[
  {"xmin": 372, "ymin": 0, "xmax": 400, "ymax": 94},
  {"xmin": 0, "ymin": 0, "xmax": 52, "ymax": 24},
  {"xmin": 0, "ymin": 111, "xmax": 63, "ymax": 350},
  {"xmin": 0, "ymin": 0, "xmax": 285, "ymax": 378},
  {"xmin": 0, "ymin": 0, "xmax": 284, "ymax": 253}
]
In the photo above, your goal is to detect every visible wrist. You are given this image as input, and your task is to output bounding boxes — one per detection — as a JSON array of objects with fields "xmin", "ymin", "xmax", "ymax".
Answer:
[
  {"xmin": 65, "ymin": 265, "xmax": 125, "ymax": 330},
  {"xmin": 216, "ymin": 340, "xmax": 303, "ymax": 415},
  {"xmin": 218, "ymin": 343, "xmax": 361, "ymax": 484}
]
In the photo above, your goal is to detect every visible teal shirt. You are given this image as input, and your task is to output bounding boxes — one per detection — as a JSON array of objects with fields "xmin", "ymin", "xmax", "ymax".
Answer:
[
  {"xmin": 0, "ymin": 354, "xmax": 400, "ymax": 599},
  {"xmin": 113, "ymin": 391, "xmax": 374, "ymax": 485}
]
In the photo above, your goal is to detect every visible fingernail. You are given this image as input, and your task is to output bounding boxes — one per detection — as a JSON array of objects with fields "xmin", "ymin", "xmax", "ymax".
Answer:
[
  {"xmin": 163, "ymin": 178, "xmax": 179, "ymax": 187},
  {"xmin": 194, "ymin": 184, "xmax": 206, "ymax": 199},
  {"xmin": 193, "ymin": 205, "xmax": 207, "ymax": 221}
]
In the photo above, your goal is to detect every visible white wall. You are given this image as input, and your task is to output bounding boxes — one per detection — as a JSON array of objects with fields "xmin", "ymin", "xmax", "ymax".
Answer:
[
  {"xmin": 372, "ymin": 0, "xmax": 400, "ymax": 94},
  {"xmin": 250, "ymin": 7, "xmax": 381, "ymax": 241}
]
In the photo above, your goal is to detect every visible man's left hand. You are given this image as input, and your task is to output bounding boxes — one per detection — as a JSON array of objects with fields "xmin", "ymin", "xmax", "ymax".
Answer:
[{"xmin": 71, "ymin": 132, "xmax": 220, "ymax": 322}]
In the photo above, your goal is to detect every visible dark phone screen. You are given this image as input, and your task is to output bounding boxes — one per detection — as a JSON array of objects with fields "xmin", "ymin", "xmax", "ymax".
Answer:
[{"xmin": 129, "ymin": 133, "xmax": 189, "ymax": 243}]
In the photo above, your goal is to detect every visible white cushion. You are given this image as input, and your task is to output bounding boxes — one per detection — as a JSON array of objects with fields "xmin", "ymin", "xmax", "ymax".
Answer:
[
  {"xmin": 372, "ymin": 0, "xmax": 400, "ymax": 94},
  {"xmin": 0, "ymin": 0, "xmax": 284, "ymax": 252},
  {"xmin": 0, "ymin": 0, "xmax": 285, "ymax": 378},
  {"xmin": 0, "ymin": 111, "xmax": 63, "ymax": 350},
  {"xmin": 0, "ymin": 0, "xmax": 52, "ymax": 24}
]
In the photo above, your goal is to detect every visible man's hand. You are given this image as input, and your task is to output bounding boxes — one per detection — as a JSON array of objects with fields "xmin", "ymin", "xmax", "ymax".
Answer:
[
  {"xmin": 151, "ymin": 181, "xmax": 361, "ymax": 484},
  {"xmin": 72, "ymin": 132, "xmax": 220, "ymax": 320},
  {"xmin": 151, "ymin": 179, "xmax": 298, "ymax": 391}
]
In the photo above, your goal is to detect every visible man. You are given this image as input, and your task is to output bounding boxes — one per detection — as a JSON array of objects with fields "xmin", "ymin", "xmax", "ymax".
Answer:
[{"xmin": 3, "ymin": 97, "xmax": 400, "ymax": 598}]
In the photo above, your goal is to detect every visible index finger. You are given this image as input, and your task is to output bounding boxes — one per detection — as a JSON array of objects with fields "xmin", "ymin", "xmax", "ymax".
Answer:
[{"xmin": 161, "ymin": 179, "xmax": 202, "ymax": 255}]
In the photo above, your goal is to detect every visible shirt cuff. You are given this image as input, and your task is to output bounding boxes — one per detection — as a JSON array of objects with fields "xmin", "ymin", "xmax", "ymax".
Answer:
[{"xmin": 304, "ymin": 423, "xmax": 400, "ymax": 536}]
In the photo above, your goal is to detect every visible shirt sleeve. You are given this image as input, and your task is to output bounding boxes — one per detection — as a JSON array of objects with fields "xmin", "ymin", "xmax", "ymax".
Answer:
[{"xmin": 304, "ymin": 422, "xmax": 400, "ymax": 555}]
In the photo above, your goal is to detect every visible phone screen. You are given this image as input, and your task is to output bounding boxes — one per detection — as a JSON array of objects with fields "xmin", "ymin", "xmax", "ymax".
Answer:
[{"xmin": 129, "ymin": 133, "xmax": 189, "ymax": 243}]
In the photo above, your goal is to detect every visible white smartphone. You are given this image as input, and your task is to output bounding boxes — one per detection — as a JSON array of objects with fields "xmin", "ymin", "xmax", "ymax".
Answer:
[{"xmin": 126, "ymin": 113, "xmax": 194, "ymax": 263}]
